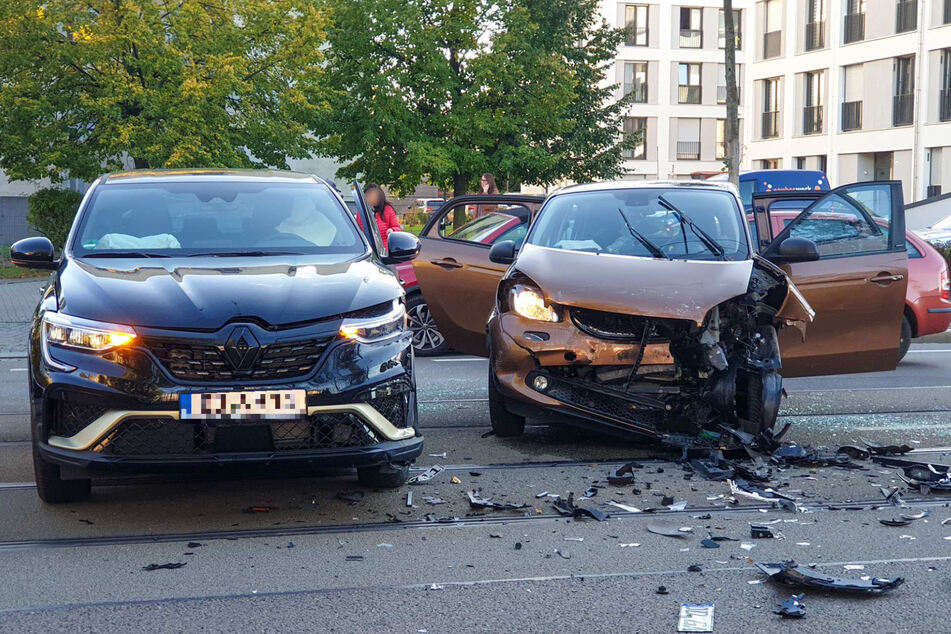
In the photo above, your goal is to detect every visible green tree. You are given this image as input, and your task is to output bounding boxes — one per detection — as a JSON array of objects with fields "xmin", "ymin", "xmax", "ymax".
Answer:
[
  {"xmin": 27, "ymin": 188, "xmax": 84, "ymax": 249},
  {"xmin": 0, "ymin": 1, "xmax": 329, "ymax": 182},
  {"xmin": 315, "ymin": 0, "xmax": 634, "ymax": 196}
]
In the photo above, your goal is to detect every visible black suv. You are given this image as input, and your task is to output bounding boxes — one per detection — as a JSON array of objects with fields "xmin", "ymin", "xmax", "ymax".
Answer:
[{"xmin": 11, "ymin": 169, "xmax": 423, "ymax": 502}]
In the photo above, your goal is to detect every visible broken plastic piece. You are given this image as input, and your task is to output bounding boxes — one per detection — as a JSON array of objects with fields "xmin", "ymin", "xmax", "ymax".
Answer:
[
  {"xmin": 775, "ymin": 593, "xmax": 805, "ymax": 619},
  {"xmin": 647, "ymin": 520, "xmax": 692, "ymax": 537},
  {"xmin": 550, "ymin": 493, "xmax": 608, "ymax": 521},
  {"xmin": 687, "ymin": 563, "xmax": 703, "ymax": 572},
  {"xmin": 466, "ymin": 488, "xmax": 529, "ymax": 511},
  {"xmin": 879, "ymin": 517, "xmax": 912, "ymax": 527},
  {"xmin": 862, "ymin": 438, "xmax": 913, "ymax": 456},
  {"xmin": 606, "ymin": 500, "xmax": 642, "ymax": 513},
  {"xmin": 142, "ymin": 562, "xmax": 186, "ymax": 571},
  {"xmin": 750, "ymin": 523, "xmax": 775, "ymax": 539},
  {"xmin": 656, "ymin": 585, "xmax": 669, "ymax": 595},
  {"xmin": 407, "ymin": 465, "xmax": 445, "ymax": 484},
  {"xmin": 607, "ymin": 462, "xmax": 641, "ymax": 485},
  {"xmin": 700, "ymin": 538, "xmax": 720, "ymax": 549},
  {"xmin": 243, "ymin": 505, "xmax": 273, "ymax": 514},
  {"xmin": 837, "ymin": 445, "xmax": 871, "ymax": 460},
  {"xmin": 755, "ymin": 560, "xmax": 903, "ymax": 594}
]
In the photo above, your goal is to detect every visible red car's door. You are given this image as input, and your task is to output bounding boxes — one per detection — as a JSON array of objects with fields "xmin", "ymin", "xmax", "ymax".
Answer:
[{"xmin": 762, "ymin": 181, "xmax": 908, "ymax": 377}]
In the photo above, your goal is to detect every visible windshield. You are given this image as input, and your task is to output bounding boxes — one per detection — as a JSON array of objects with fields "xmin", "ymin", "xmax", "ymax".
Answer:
[
  {"xmin": 72, "ymin": 181, "xmax": 366, "ymax": 257},
  {"xmin": 528, "ymin": 187, "xmax": 749, "ymax": 261}
]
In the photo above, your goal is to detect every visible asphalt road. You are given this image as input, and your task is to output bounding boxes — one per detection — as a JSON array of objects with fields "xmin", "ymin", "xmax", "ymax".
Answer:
[{"xmin": 0, "ymin": 346, "xmax": 950, "ymax": 632}]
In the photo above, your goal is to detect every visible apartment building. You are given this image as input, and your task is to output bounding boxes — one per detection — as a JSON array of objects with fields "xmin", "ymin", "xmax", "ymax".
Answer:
[{"xmin": 607, "ymin": 1, "xmax": 951, "ymax": 204}]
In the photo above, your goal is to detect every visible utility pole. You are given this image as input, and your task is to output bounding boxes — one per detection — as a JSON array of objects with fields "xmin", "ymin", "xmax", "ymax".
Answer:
[{"xmin": 723, "ymin": 0, "xmax": 740, "ymax": 189}]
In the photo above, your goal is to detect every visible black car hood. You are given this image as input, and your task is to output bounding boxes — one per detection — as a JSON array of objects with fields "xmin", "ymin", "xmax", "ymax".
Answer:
[{"xmin": 56, "ymin": 255, "xmax": 400, "ymax": 330}]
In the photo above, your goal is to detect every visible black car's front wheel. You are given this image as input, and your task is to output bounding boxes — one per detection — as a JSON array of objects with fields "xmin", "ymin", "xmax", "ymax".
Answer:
[
  {"xmin": 33, "ymin": 443, "xmax": 91, "ymax": 503},
  {"xmin": 406, "ymin": 294, "xmax": 448, "ymax": 357}
]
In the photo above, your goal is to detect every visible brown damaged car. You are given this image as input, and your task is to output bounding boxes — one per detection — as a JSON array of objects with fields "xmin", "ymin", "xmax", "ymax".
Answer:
[{"xmin": 415, "ymin": 180, "xmax": 908, "ymax": 441}]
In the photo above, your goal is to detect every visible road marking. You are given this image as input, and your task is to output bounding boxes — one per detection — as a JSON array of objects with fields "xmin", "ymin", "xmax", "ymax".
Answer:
[
  {"xmin": 786, "ymin": 385, "xmax": 951, "ymax": 393},
  {"xmin": 855, "ymin": 424, "xmax": 951, "ymax": 432},
  {"xmin": 906, "ymin": 349, "xmax": 951, "ymax": 354},
  {"xmin": 8, "ymin": 368, "xmax": 26, "ymax": 372},
  {"xmin": 431, "ymin": 357, "xmax": 485, "ymax": 362}
]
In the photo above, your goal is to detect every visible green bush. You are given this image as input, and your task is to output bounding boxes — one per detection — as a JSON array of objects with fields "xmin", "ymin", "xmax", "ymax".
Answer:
[
  {"xmin": 402, "ymin": 210, "xmax": 429, "ymax": 227},
  {"xmin": 27, "ymin": 188, "xmax": 84, "ymax": 250}
]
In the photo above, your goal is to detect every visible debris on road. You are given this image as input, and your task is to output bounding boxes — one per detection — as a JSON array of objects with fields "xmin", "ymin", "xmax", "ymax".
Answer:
[
  {"xmin": 428, "ymin": 452, "xmax": 447, "ymax": 458},
  {"xmin": 551, "ymin": 493, "xmax": 608, "ymax": 521},
  {"xmin": 335, "ymin": 492, "xmax": 365, "ymax": 503},
  {"xmin": 749, "ymin": 523, "xmax": 775, "ymax": 539},
  {"xmin": 700, "ymin": 538, "xmax": 719, "ymax": 549},
  {"xmin": 142, "ymin": 562, "xmax": 186, "ymax": 571},
  {"xmin": 879, "ymin": 517, "xmax": 912, "ymax": 527},
  {"xmin": 755, "ymin": 561, "xmax": 904, "ymax": 593},
  {"xmin": 687, "ymin": 563, "xmax": 703, "ymax": 572},
  {"xmin": 466, "ymin": 489, "xmax": 529, "ymax": 511},
  {"xmin": 862, "ymin": 438, "xmax": 913, "ymax": 456},
  {"xmin": 422, "ymin": 496, "xmax": 447, "ymax": 505},
  {"xmin": 243, "ymin": 505, "xmax": 273, "ymax": 514},
  {"xmin": 407, "ymin": 465, "xmax": 445, "ymax": 484},
  {"xmin": 345, "ymin": 555, "xmax": 364, "ymax": 561},
  {"xmin": 677, "ymin": 603, "xmax": 714, "ymax": 632},
  {"xmin": 774, "ymin": 593, "xmax": 806, "ymax": 619},
  {"xmin": 656, "ymin": 585, "xmax": 669, "ymax": 594},
  {"xmin": 607, "ymin": 462, "xmax": 642, "ymax": 485},
  {"xmin": 606, "ymin": 500, "xmax": 642, "ymax": 513},
  {"xmin": 729, "ymin": 479, "xmax": 798, "ymax": 511},
  {"xmin": 405, "ymin": 492, "xmax": 413, "ymax": 507},
  {"xmin": 647, "ymin": 520, "xmax": 692, "ymax": 537},
  {"xmin": 450, "ymin": 476, "xmax": 462, "ymax": 484}
]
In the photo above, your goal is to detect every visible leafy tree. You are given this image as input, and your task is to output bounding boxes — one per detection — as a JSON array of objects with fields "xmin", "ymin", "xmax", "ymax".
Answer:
[
  {"xmin": 315, "ymin": 0, "xmax": 634, "ymax": 196},
  {"xmin": 0, "ymin": 1, "xmax": 329, "ymax": 183},
  {"xmin": 27, "ymin": 188, "xmax": 84, "ymax": 249}
]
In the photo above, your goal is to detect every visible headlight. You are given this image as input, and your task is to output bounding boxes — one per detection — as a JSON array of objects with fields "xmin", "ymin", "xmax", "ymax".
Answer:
[
  {"xmin": 509, "ymin": 284, "xmax": 559, "ymax": 322},
  {"xmin": 339, "ymin": 302, "xmax": 407, "ymax": 342},
  {"xmin": 43, "ymin": 312, "xmax": 136, "ymax": 352}
]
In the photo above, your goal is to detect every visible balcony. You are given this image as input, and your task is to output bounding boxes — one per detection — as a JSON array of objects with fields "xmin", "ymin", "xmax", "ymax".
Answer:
[
  {"xmin": 841, "ymin": 100, "xmax": 862, "ymax": 131},
  {"xmin": 942, "ymin": 89, "xmax": 951, "ymax": 122},
  {"xmin": 844, "ymin": 12, "xmax": 865, "ymax": 44},
  {"xmin": 676, "ymin": 141, "xmax": 700, "ymax": 160},
  {"xmin": 762, "ymin": 111, "xmax": 779, "ymax": 138},
  {"xmin": 680, "ymin": 29, "xmax": 702, "ymax": 48},
  {"xmin": 624, "ymin": 82, "xmax": 648, "ymax": 103},
  {"xmin": 805, "ymin": 21, "xmax": 824, "ymax": 51},
  {"xmin": 803, "ymin": 105, "xmax": 823, "ymax": 135},
  {"xmin": 763, "ymin": 30, "xmax": 781, "ymax": 58},
  {"xmin": 678, "ymin": 85, "xmax": 701, "ymax": 104},
  {"xmin": 896, "ymin": 0, "xmax": 917, "ymax": 33},
  {"xmin": 893, "ymin": 93, "xmax": 914, "ymax": 126}
]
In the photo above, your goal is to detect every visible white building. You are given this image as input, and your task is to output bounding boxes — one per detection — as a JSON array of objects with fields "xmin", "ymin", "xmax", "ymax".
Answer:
[{"xmin": 606, "ymin": 0, "xmax": 951, "ymax": 204}]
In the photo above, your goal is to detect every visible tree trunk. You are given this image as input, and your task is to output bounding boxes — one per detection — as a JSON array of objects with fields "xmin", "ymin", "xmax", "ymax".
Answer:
[
  {"xmin": 723, "ymin": 0, "xmax": 740, "ymax": 189},
  {"xmin": 452, "ymin": 173, "xmax": 469, "ymax": 228}
]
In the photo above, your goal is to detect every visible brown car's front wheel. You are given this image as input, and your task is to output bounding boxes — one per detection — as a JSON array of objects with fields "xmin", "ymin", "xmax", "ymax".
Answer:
[{"xmin": 739, "ymin": 370, "xmax": 782, "ymax": 435}]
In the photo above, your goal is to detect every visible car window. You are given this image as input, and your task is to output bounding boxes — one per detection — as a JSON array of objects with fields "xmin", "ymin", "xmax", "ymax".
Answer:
[
  {"xmin": 783, "ymin": 184, "xmax": 893, "ymax": 258},
  {"xmin": 906, "ymin": 240, "xmax": 922, "ymax": 259},
  {"xmin": 74, "ymin": 181, "xmax": 365, "ymax": 257},
  {"xmin": 529, "ymin": 187, "xmax": 749, "ymax": 261},
  {"xmin": 739, "ymin": 179, "xmax": 755, "ymax": 209},
  {"xmin": 433, "ymin": 204, "xmax": 532, "ymax": 244}
]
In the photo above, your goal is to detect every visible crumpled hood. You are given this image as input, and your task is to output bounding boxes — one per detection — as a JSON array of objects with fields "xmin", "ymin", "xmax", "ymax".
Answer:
[
  {"xmin": 56, "ymin": 255, "xmax": 399, "ymax": 330},
  {"xmin": 513, "ymin": 243, "xmax": 755, "ymax": 323}
]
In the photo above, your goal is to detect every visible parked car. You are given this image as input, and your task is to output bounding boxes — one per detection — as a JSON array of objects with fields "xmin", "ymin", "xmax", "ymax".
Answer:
[
  {"xmin": 415, "ymin": 198, "xmax": 446, "ymax": 217},
  {"xmin": 752, "ymin": 191, "xmax": 951, "ymax": 360},
  {"xmin": 417, "ymin": 180, "xmax": 908, "ymax": 440},
  {"xmin": 11, "ymin": 169, "xmax": 422, "ymax": 502}
]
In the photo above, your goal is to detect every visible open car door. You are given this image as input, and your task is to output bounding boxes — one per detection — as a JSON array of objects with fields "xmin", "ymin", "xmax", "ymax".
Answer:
[
  {"xmin": 413, "ymin": 194, "xmax": 544, "ymax": 356},
  {"xmin": 760, "ymin": 181, "xmax": 908, "ymax": 377}
]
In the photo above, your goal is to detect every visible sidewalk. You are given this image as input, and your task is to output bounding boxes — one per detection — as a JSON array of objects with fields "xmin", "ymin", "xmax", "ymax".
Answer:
[{"xmin": 0, "ymin": 278, "xmax": 49, "ymax": 356}]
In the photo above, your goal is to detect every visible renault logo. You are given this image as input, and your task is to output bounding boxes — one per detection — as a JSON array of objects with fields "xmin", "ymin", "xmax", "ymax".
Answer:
[{"xmin": 224, "ymin": 327, "xmax": 261, "ymax": 370}]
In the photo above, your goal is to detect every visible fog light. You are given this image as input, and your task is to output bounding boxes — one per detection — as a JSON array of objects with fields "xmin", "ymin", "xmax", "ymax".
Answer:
[{"xmin": 532, "ymin": 375, "xmax": 549, "ymax": 391}]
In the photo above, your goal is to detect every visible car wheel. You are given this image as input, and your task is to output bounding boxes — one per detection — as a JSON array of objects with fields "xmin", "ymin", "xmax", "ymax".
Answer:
[
  {"xmin": 357, "ymin": 463, "xmax": 410, "ymax": 488},
  {"xmin": 739, "ymin": 370, "xmax": 781, "ymax": 436},
  {"xmin": 406, "ymin": 294, "xmax": 448, "ymax": 357},
  {"xmin": 898, "ymin": 315, "xmax": 912, "ymax": 363},
  {"xmin": 32, "ymin": 442, "xmax": 91, "ymax": 503},
  {"xmin": 488, "ymin": 366, "xmax": 525, "ymax": 437}
]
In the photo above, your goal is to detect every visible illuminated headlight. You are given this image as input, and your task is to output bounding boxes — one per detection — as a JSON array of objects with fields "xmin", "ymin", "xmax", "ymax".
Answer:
[
  {"xmin": 43, "ymin": 312, "xmax": 136, "ymax": 352},
  {"xmin": 340, "ymin": 302, "xmax": 407, "ymax": 343},
  {"xmin": 510, "ymin": 284, "xmax": 559, "ymax": 322}
]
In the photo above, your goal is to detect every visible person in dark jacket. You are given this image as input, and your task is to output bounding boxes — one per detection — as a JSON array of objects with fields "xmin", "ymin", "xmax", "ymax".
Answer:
[{"xmin": 360, "ymin": 184, "xmax": 402, "ymax": 250}]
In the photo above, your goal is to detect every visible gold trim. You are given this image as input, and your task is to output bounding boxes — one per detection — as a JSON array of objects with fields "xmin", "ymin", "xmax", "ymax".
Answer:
[{"xmin": 48, "ymin": 403, "xmax": 414, "ymax": 451}]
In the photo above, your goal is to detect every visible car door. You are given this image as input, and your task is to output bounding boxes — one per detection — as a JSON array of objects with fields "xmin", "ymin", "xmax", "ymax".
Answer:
[
  {"xmin": 350, "ymin": 181, "xmax": 385, "ymax": 256},
  {"xmin": 413, "ymin": 195, "xmax": 544, "ymax": 356},
  {"xmin": 762, "ymin": 181, "xmax": 907, "ymax": 377}
]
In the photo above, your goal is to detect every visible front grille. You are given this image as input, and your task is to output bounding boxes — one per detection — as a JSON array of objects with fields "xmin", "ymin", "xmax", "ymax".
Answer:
[
  {"xmin": 145, "ymin": 336, "xmax": 333, "ymax": 382},
  {"xmin": 541, "ymin": 374, "xmax": 664, "ymax": 429},
  {"xmin": 92, "ymin": 413, "xmax": 380, "ymax": 456},
  {"xmin": 49, "ymin": 400, "xmax": 108, "ymax": 437},
  {"xmin": 570, "ymin": 307, "xmax": 682, "ymax": 341}
]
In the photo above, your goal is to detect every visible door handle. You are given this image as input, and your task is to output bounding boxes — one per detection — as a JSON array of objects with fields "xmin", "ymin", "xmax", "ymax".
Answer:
[
  {"xmin": 870, "ymin": 273, "xmax": 904, "ymax": 284},
  {"xmin": 431, "ymin": 258, "xmax": 463, "ymax": 270}
]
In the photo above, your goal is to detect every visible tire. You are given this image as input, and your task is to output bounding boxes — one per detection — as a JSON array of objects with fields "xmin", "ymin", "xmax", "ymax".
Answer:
[
  {"xmin": 739, "ymin": 370, "xmax": 781, "ymax": 436},
  {"xmin": 32, "ymin": 442, "xmax": 91, "ymax": 503},
  {"xmin": 488, "ymin": 367, "xmax": 525, "ymax": 437},
  {"xmin": 898, "ymin": 315, "xmax": 912, "ymax": 363},
  {"xmin": 357, "ymin": 463, "xmax": 410, "ymax": 488},
  {"xmin": 406, "ymin": 294, "xmax": 448, "ymax": 357}
]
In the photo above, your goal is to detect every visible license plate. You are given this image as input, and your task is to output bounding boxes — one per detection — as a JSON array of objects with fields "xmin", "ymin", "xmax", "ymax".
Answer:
[
  {"xmin": 677, "ymin": 604, "xmax": 714, "ymax": 632},
  {"xmin": 179, "ymin": 390, "xmax": 307, "ymax": 420}
]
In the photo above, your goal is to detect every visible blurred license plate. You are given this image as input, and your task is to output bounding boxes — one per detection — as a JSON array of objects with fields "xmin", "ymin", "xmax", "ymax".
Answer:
[{"xmin": 179, "ymin": 390, "xmax": 307, "ymax": 420}]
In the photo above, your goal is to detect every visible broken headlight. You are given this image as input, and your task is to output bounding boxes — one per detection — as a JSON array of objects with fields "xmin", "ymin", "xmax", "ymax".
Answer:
[
  {"xmin": 509, "ymin": 284, "xmax": 559, "ymax": 322},
  {"xmin": 43, "ymin": 312, "xmax": 136, "ymax": 352}
]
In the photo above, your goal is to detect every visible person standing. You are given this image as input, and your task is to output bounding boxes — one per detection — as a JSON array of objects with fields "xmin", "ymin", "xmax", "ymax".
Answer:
[
  {"xmin": 474, "ymin": 173, "xmax": 500, "ymax": 217},
  {"xmin": 360, "ymin": 184, "xmax": 402, "ymax": 250}
]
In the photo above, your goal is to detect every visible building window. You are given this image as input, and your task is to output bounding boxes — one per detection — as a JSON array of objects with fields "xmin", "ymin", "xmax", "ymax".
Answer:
[
  {"xmin": 805, "ymin": 1, "xmax": 825, "ymax": 50},
  {"xmin": 803, "ymin": 70, "xmax": 823, "ymax": 135},
  {"xmin": 844, "ymin": 0, "xmax": 865, "ymax": 44},
  {"xmin": 928, "ymin": 148, "xmax": 942, "ymax": 198},
  {"xmin": 762, "ymin": 78, "xmax": 780, "ymax": 138},
  {"xmin": 678, "ymin": 63, "xmax": 702, "ymax": 104},
  {"xmin": 716, "ymin": 64, "xmax": 741, "ymax": 105},
  {"xmin": 623, "ymin": 117, "xmax": 647, "ymax": 160},
  {"xmin": 896, "ymin": 0, "xmax": 917, "ymax": 34},
  {"xmin": 679, "ymin": 8, "xmax": 703, "ymax": 48},
  {"xmin": 841, "ymin": 64, "xmax": 863, "ymax": 131},
  {"xmin": 624, "ymin": 5, "xmax": 649, "ymax": 46},
  {"xmin": 941, "ymin": 50, "xmax": 951, "ymax": 122},
  {"xmin": 893, "ymin": 55, "xmax": 914, "ymax": 127},
  {"xmin": 945, "ymin": 0, "xmax": 951, "ymax": 25},
  {"xmin": 718, "ymin": 10, "xmax": 742, "ymax": 50},
  {"xmin": 763, "ymin": 0, "xmax": 782, "ymax": 59},
  {"xmin": 761, "ymin": 158, "xmax": 781, "ymax": 169},
  {"xmin": 623, "ymin": 62, "xmax": 648, "ymax": 103},
  {"xmin": 818, "ymin": 154, "xmax": 827, "ymax": 173},
  {"xmin": 795, "ymin": 156, "xmax": 806, "ymax": 169},
  {"xmin": 716, "ymin": 119, "xmax": 726, "ymax": 159},
  {"xmin": 676, "ymin": 118, "xmax": 701, "ymax": 160}
]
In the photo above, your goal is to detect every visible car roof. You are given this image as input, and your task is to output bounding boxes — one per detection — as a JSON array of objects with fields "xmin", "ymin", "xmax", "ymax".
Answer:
[
  {"xmin": 100, "ymin": 168, "xmax": 325, "ymax": 185},
  {"xmin": 552, "ymin": 179, "xmax": 740, "ymax": 197}
]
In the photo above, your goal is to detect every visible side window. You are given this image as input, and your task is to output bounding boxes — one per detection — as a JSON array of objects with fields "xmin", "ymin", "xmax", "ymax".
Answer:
[
  {"xmin": 430, "ymin": 204, "xmax": 531, "ymax": 246},
  {"xmin": 784, "ymin": 184, "xmax": 892, "ymax": 258},
  {"xmin": 906, "ymin": 240, "xmax": 922, "ymax": 259}
]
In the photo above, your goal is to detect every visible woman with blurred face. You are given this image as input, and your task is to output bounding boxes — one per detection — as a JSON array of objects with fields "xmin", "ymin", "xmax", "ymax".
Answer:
[{"xmin": 361, "ymin": 184, "xmax": 401, "ymax": 250}]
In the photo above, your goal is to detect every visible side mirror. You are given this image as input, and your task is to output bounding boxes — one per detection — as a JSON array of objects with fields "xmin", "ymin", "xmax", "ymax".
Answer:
[
  {"xmin": 489, "ymin": 240, "xmax": 517, "ymax": 265},
  {"xmin": 11, "ymin": 237, "xmax": 58, "ymax": 270},
  {"xmin": 772, "ymin": 237, "xmax": 820, "ymax": 263},
  {"xmin": 381, "ymin": 231, "xmax": 420, "ymax": 264}
]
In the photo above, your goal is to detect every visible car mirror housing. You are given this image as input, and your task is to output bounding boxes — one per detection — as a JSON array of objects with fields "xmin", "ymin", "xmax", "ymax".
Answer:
[
  {"xmin": 381, "ymin": 231, "xmax": 420, "ymax": 264},
  {"xmin": 771, "ymin": 237, "xmax": 820, "ymax": 264},
  {"xmin": 489, "ymin": 240, "xmax": 518, "ymax": 265},
  {"xmin": 11, "ymin": 236, "xmax": 58, "ymax": 270}
]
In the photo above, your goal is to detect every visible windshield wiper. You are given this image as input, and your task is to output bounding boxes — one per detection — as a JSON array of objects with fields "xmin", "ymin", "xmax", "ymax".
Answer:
[
  {"xmin": 186, "ymin": 251, "xmax": 304, "ymax": 257},
  {"xmin": 657, "ymin": 195, "xmax": 726, "ymax": 259},
  {"xmin": 617, "ymin": 208, "xmax": 668, "ymax": 259},
  {"xmin": 82, "ymin": 251, "xmax": 171, "ymax": 258}
]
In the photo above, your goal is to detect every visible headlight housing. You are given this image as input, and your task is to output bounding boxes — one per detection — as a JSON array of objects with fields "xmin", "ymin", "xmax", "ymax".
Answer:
[
  {"xmin": 43, "ymin": 312, "xmax": 137, "ymax": 352},
  {"xmin": 339, "ymin": 301, "xmax": 407, "ymax": 343},
  {"xmin": 509, "ymin": 284, "xmax": 559, "ymax": 322}
]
